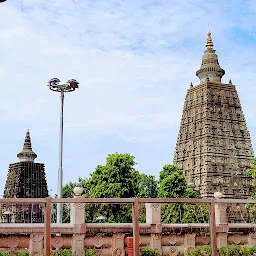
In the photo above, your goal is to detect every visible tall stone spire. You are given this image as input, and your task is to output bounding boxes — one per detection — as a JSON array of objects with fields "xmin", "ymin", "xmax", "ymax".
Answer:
[
  {"xmin": 173, "ymin": 32, "xmax": 254, "ymax": 199},
  {"xmin": 17, "ymin": 130, "xmax": 37, "ymax": 162},
  {"xmin": 196, "ymin": 31, "xmax": 225, "ymax": 83}
]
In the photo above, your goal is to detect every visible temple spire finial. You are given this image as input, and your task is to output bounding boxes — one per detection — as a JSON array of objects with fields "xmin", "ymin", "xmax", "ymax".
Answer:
[
  {"xmin": 17, "ymin": 130, "xmax": 37, "ymax": 162},
  {"xmin": 196, "ymin": 31, "xmax": 225, "ymax": 83},
  {"xmin": 206, "ymin": 30, "xmax": 214, "ymax": 49}
]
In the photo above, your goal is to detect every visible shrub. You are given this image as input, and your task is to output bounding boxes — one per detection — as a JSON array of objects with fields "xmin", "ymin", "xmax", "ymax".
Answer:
[
  {"xmin": 188, "ymin": 245, "xmax": 256, "ymax": 256},
  {"xmin": 140, "ymin": 247, "xmax": 162, "ymax": 256}
]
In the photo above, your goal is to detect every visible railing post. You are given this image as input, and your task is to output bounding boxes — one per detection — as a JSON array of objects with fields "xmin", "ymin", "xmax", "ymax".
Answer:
[
  {"xmin": 210, "ymin": 199, "xmax": 218, "ymax": 256},
  {"xmin": 71, "ymin": 187, "xmax": 85, "ymax": 224},
  {"xmin": 214, "ymin": 192, "xmax": 228, "ymax": 248},
  {"xmin": 44, "ymin": 198, "xmax": 51, "ymax": 256},
  {"xmin": 146, "ymin": 203, "xmax": 162, "ymax": 253},
  {"xmin": 132, "ymin": 198, "xmax": 140, "ymax": 256}
]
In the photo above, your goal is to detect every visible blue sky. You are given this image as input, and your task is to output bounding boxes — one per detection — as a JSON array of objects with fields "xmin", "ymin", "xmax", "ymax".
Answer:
[{"xmin": 0, "ymin": 0, "xmax": 256, "ymax": 196}]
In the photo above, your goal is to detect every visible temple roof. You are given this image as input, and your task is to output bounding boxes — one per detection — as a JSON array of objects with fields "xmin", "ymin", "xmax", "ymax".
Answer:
[{"xmin": 17, "ymin": 130, "xmax": 37, "ymax": 162}]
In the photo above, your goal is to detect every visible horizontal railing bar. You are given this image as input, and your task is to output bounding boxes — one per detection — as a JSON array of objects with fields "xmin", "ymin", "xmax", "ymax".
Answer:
[
  {"xmin": 0, "ymin": 197, "xmax": 256, "ymax": 204},
  {"xmin": 215, "ymin": 199, "xmax": 256, "ymax": 204},
  {"xmin": 51, "ymin": 198, "xmax": 135, "ymax": 203},
  {"xmin": 137, "ymin": 198, "xmax": 211, "ymax": 203},
  {"xmin": 0, "ymin": 198, "xmax": 48, "ymax": 203}
]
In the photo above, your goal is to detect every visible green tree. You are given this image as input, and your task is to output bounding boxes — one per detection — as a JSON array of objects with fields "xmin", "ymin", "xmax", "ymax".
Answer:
[
  {"xmin": 138, "ymin": 174, "xmax": 158, "ymax": 198},
  {"xmin": 157, "ymin": 164, "xmax": 207, "ymax": 224},
  {"xmin": 84, "ymin": 153, "xmax": 143, "ymax": 223},
  {"xmin": 247, "ymin": 157, "xmax": 256, "ymax": 197}
]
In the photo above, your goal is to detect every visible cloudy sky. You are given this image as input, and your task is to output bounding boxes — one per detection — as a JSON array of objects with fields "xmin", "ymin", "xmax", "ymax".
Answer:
[{"xmin": 0, "ymin": 0, "xmax": 256, "ymax": 196}]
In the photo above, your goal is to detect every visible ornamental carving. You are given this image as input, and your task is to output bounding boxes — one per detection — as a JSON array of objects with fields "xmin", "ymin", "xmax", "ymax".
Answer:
[
  {"xmin": 74, "ymin": 203, "xmax": 85, "ymax": 209},
  {"xmin": 151, "ymin": 203, "xmax": 160, "ymax": 209},
  {"xmin": 169, "ymin": 235, "xmax": 177, "ymax": 245},
  {"xmin": 52, "ymin": 236, "xmax": 64, "ymax": 249},
  {"xmin": 113, "ymin": 248, "xmax": 125, "ymax": 256},
  {"xmin": 173, "ymin": 78, "xmax": 254, "ymax": 199},
  {"xmin": 93, "ymin": 237, "xmax": 103, "ymax": 248},
  {"xmin": 232, "ymin": 234, "xmax": 241, "ymax": 245},
  {"xmin": 201, "ymin": 236, "xmax": 210, "ymax": 245}
]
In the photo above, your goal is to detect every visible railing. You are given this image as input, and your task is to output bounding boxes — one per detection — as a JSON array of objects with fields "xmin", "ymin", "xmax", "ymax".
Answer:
[{"xmin": 0, "ymin": 197, "xmax": 256, "ymax": 256}]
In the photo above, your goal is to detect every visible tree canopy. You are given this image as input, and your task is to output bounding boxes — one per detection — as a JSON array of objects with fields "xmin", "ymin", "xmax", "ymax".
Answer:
[{"xmin": 61, "ymin": 154, "xmax": 201, "ymax": 223}]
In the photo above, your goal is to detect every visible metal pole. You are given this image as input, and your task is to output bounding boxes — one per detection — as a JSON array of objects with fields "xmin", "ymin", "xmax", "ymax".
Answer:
[
  {"xmin": 132, "ymin": 198, "xmax": 140, "ymax": 256},
  {"xmin": 44, "ymin": 198, "xmax": 51, "ymax": 256},
  {"xmin": 210, "ymin": 199, "xmax": 218, "ymax": 256},
  {"xmin": 57, "ymin": 90, "xmax": 64, "ymax": 224}
]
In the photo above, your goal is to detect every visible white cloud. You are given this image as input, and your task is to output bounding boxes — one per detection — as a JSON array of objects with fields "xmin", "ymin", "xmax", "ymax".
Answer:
[{"xmin": 0, "ymin": 0, "xmax": 256, "ymax": 193}]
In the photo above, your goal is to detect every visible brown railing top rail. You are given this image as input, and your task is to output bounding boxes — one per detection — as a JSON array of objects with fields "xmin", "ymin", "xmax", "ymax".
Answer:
[{"xmin": 0, "ymin": 197, "xmax": 255, "ymax": 204}]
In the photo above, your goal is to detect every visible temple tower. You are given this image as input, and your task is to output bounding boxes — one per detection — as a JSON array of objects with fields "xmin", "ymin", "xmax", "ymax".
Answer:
[
  {"xmin": 3, "ymin": 130, "xmax": 48, "ymax": 222},
  {"xmin": 174, "ymin": 31, "xmax": 254, "ymax": 198}
]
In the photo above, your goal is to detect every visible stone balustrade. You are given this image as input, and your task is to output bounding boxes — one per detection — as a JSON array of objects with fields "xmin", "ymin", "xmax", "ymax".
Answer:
[{"xmin": 0, "ymin": 192, "xmax": 255, "ymax": 255}]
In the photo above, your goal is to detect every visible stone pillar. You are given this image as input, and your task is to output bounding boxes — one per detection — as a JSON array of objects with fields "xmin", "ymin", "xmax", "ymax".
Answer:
[
  {"xmin": 146, "ymin": 203, "xmax": 162, "ymax": 253},
  {"xmin": 71, "ymin": 187, "xmax": 85, "ymax": 224},
  {"xmin": 72, "ymin": 234, "xmax": 85, "ymax": 256},
  {"xmin": 184, "ymin": 233, "xmax": 196, "ymax": 255},
  {"xmin": 214, "ymin": 192, "xmax": 228, "ymax": 248},
  {"xmin": 146, "ymin": 203, "xmax": 161, "ymax": 224},
  {"xmin": 150, "ymin": 234, "xmax": 162, "ymax": 253},
  {"xmin": 112, "ymin": 234, "xmax": 125, "ymax": 256},
  {"xmin": 29, "ymin": 234, "xmax": 44, "ymax": 256},
  {"xmin": 71, "ymin": 187, "xmax": 86, "ymax": 256}
]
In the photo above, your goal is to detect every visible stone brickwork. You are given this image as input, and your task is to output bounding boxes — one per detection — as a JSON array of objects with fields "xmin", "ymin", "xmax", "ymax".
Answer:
[
  {"xmin": 173, "ymin": 32, "xmax": 254, "ymax": 198},
  {"xmin": 3, "ymin": 131, "xmax": 48, "ymax": 223}
]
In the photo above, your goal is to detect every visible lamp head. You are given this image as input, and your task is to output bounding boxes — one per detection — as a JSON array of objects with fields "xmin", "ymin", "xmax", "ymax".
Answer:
[{"xmin": 67, "ymin": 79, "xmax": 79, "ymax": 89}]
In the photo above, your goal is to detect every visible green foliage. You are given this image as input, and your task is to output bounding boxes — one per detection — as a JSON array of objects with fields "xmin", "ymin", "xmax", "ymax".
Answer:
[
  {"xmin": 88, "ymin": 153, "xmax": 141, "ymax": 198},
  {"xmin": 138, "ymin": 173, "xmax": 158, "ymax": 198},
  {"xmin": 158, "ymin": 165, "xmax": 199, "ymax": 198},
  {"xmin": 188, "ymin": 245, "xmax": 256, "ymax": 256},
  {"xmin": 140, "ymin": 247, "xmax": 162, "ymax": 256},
  {"xmin": 49, "ymin": 249, "xmax": 96, "ymax": 256},
  {"xmin": 247, "ymin": 157, "xmax": 256, "ymax": 200},
  {"xmin": 158, "ymin": 164, "xmax": 208, "ymax": 224},
  {"xmin": 246, "ymin": 157, "xmax": 256, "ymax": 179},
  {"xmin": 84, "ymin": 153, "xmax": 144, "ymax": 223},
  {"xmin": 61, "ymin": 156, "xmax": 204, "ymax": 224}
]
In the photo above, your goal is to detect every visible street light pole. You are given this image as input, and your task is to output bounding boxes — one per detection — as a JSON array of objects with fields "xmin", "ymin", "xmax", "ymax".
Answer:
[
  {"xmin": 47, "ymin": 78, "xmax": 79, "ymax": 224},
  {"xmin": 57, "ymin": 90, "xmax": 64, "ymax": 223}
]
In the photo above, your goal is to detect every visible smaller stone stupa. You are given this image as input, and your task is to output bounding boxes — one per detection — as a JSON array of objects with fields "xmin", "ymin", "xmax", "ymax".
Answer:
[{"xmin": 3, "ymin": 130, "xmax": 48, "ymax": 223}]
